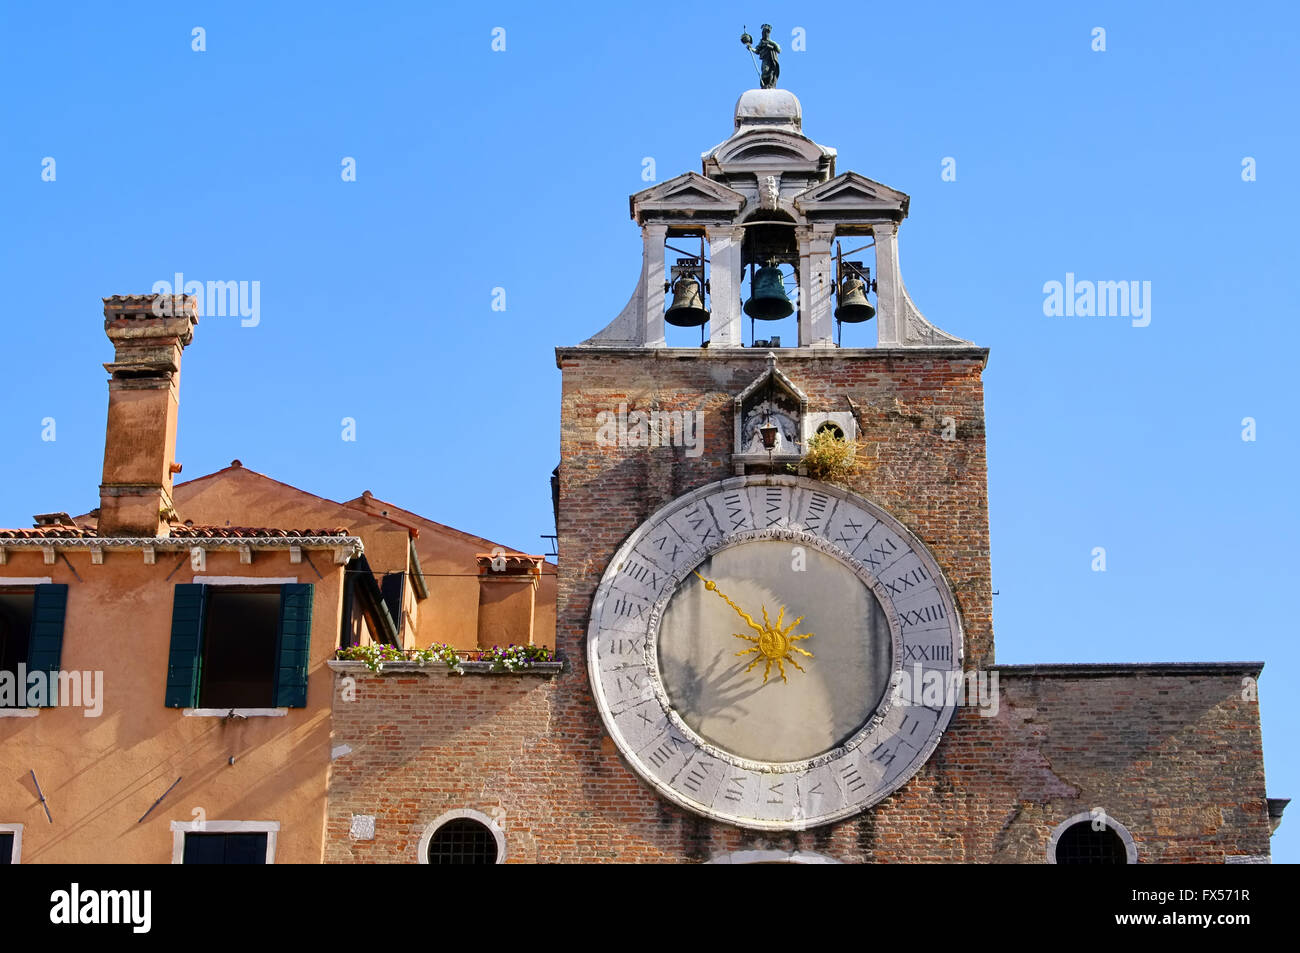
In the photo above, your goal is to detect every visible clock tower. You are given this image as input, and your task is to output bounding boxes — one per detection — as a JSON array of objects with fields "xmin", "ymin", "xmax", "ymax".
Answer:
[{"xmin": 557, "ymin": 84, "xmax": 993, "ymax": 833}]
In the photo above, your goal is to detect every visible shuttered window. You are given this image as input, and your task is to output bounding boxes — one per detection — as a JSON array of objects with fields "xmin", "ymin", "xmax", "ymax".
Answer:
[
  {"xmin": 1, "ymin": 584, "xmax": 68, "ymax": 709},
  {"xmin": 164, "ymin": 583, "xmax": 313, "ymax": 708}
]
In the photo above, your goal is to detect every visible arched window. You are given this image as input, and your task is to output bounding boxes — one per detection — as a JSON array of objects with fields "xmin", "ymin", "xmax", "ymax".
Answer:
[
  {"xmin": 1047, "ymin": 811, "xmax": 1138, "ymax": 864},
  {"xmin": 417, "ymin": 810, "xmax": 505, "ymax": 865}
]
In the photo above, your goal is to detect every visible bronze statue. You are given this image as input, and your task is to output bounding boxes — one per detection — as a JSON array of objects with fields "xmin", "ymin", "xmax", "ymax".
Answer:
[{"xmin": 741, "ymin": 24, "xmax": 781, "ymax": 89}]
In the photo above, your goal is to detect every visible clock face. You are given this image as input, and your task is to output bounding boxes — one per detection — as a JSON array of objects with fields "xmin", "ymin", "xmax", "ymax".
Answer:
[{"xmin": 587, "ymin": 475, "xmax": 964, "ymax": 830}]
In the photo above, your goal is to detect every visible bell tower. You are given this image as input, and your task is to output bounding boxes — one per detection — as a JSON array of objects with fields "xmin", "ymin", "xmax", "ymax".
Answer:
[
  {"xmin": 556, "ymin": 63, "xmax": 995, "ymax": 837},
  {"xmin": 582, "ymin": 88, "xmax": 971, "ymax": 351}
]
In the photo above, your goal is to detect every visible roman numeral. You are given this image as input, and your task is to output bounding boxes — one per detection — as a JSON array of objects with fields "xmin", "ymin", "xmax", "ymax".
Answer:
[
  {"xmin": 841, "ymin": 764, "xmax": 867, "ymax": 793},
  {"xmin": 682, "ymin": 763, "xmax": 710, "ymax": 794},
  {"xmin": 724, "ymin": 493, "xmax": 747, "ymax": 530},
  {"xmin": 613, "ymin": 598, "xmax": 646, "ymax": 619},
  {"xmin": 607, "ymin": 637, "xmax": 643, "ymax": 657},
  {"xmin": 902, "ymin": 643, "xmax": 951, "ymax": 662},
  {"xmin": 767, "ymin": 781, "xmax": 785, "ymax": 805},
  {"xmin": 621, "ymin": 559, "xmax": 658, "ymax": 590},
  {"xmin": 647, "ymin": 739, "xmax": 676, "ymax": 769},
  {"xmin": 724, "ymin": 777, "xmax": 746, "ymax": 802},
  {"xmin": 804, "ymin": 493, "xmax": 829, "ymax": 530},
  {"xmin": 835, "ymin": 518, "xmax": 864, "ymax": 548},
  {"xmin": 860, "ymin": 537, "xmax": 896, "ymax": 570},
  {"xmin": 685, "ymin": 508, "xmax": 714, "ymax": 545},
  {"xmin": 651, "ymin": 534, "xmax": 682, "ymax": 564},
  {"xmin": 871, "ymin": 741, "xmax": 898, "ymax": 769},
  {"xmin": 885, "ymin": 565, "xmax": 929, "ymax": 595},
  {"xmin": 900, "ymin": 603, "xmax": 946, "ymax": 629},
  {"xmin": 765, "ymin": 488, "xmax": 784, "ymax": 527},
  {"xmin": 616, "ymin": 672, "xmax": 644, "ymax": 693}
]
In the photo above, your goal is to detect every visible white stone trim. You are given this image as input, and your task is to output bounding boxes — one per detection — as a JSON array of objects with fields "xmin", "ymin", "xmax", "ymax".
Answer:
[
  {"xmin": 0, "ymin": 823, "xmax": 22, "ymax": 863},
  {"xmin": 706, "ymin": 849, "xmax": 840, "ymax": 864},
  {"xmin": 170, "ymin": 820, "xmax": 280, "ymax": 864},
  {"xmin": 182, "ymin": 708, "xmax": 287, "ymax": 718},
  {"xmin": 416, "ymin": 809, "xmax": 506, "ymax": 864},
  {"xmin": 1046, "ymin": 811, "xmax": 1138, "ymax": 864},
  {"xmin": 0, "ymin": 577, "xmax": 54, "ymax": 586},
  {"xmin": 190, "ymin": 576, "xmax": 299, "ymax": 586},
  {"xmin": 0, "ymin": 536, "xmax": 362, "ymax": 556}
]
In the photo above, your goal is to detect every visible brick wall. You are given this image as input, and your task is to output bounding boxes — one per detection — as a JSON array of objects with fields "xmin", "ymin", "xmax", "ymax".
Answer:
[
  {"xmin": 322, "ymin": 347, "xmax": 1271, "ymax": 863},
  {"xmin": 324, "ymin": 665, "xmax": 1269, "ymax": 862}
]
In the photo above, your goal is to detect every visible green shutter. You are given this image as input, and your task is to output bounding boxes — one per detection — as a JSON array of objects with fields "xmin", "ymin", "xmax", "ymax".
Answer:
[
  {"xmin": 28, "ymin": 584, "xmax": 69, "ymax": 706},
  {"xmin": 165, "ymin": 584, "xmax": 207, "ymax": 708},
  {"xmin": 274, "ymin": 583, "xmax": 313, "ymax": 708}
]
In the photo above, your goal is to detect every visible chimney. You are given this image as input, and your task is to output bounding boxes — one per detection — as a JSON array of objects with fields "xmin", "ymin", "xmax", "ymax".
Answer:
[{"xmin": 97, "ymin": 295, "xmax": 199, "ymax": 537}]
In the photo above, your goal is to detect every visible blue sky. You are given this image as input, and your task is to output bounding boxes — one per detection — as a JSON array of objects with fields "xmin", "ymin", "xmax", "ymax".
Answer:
[{"xmin": 2, "ymin": 2, "xmax": 1296, "ymax": 861}]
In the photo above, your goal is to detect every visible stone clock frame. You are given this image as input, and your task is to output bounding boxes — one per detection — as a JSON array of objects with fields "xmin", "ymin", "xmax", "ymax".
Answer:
[{"xmin": 587, "ymin": 474, "xmax": 965, "ymax": 830}]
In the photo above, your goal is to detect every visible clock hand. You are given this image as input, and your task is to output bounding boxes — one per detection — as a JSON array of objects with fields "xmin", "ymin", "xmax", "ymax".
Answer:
[
  {"xmin": 693, "ymin": 571, "xmax": 764, "ymax": 635},
  {"xmin": 694, "ymin": 571, "xmax": 815, "ymax": 684}
]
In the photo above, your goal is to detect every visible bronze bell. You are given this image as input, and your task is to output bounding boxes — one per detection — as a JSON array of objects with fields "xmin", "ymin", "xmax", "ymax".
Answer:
[
  {"xmin": 664, "ymin": 275, "xmax": 710, "ymax": 327},
  {"xmin": 834, "ymin": 275, "xmax": 875, "ymax": 323},
  {"xmin": 743, "ymin": 265, "xmax": 794, "ymax": 320}
]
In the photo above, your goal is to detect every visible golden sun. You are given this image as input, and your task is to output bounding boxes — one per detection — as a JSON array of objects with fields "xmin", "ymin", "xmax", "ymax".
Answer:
[{"xmin": 694, "ymin": 572, "xmax": 815, "ymax": 685}]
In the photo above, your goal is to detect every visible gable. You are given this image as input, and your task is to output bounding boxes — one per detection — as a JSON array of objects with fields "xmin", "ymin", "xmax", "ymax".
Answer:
[
  {"xmin": 630, "ymin": 172, "xmax": 746, "ymax": 223},
  {"xmin": 794, "ymin": 171, "xmax": 910, "ymax": 219}
]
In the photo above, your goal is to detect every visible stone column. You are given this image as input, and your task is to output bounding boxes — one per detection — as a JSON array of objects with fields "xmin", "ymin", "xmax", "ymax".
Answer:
[
  {"xmin": 705, "ymin": 225, "xmax": 743, "ymax": 347},
  {"xmin": 642, "ymin": 224, "xmax": 668, "ymax": 348},
  {"xmin": 798, "ymin": 226, "xmax": 835, "ymax": 347},
  {"xmin": 873, "ymin": 221, "xmax": 902, "ymax": 347}
]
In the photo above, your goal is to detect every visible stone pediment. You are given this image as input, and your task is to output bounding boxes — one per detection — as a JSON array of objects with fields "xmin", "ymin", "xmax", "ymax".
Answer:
[
  {"xmin": 706, "ymin": 129, "xmax": 830, "ymax": 173},
  {"xmin": 631, "ymin": 172, "xmax": 746, "ymax": 224},
  {"xmin": 794, "ymin": 171, "xmax": 910, "ymax": 220}
]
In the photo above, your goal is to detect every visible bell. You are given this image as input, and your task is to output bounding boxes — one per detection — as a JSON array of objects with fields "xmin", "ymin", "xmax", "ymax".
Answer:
[
  {"xmin": 664, "ymin": 275, "xmax": 710, "ymax": 327},
  {"xmin": 834, "ymin": 276, "xmax": 875, "ymax": 323},
  {"xmin": 743, "ymin": 265, "xmax": 794, "ymax": 320}
]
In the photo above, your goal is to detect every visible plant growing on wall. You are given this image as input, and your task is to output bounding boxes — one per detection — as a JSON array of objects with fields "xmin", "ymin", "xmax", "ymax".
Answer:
[{"xmin": 799, "ymin": 427, "xmax": 865, "ymax": 483}]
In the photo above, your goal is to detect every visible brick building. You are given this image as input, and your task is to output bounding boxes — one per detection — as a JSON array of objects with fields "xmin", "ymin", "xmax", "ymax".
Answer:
[
  {"xmin": 325, "ymin": 86, "xmax": 1284, "ymax": 864},
  {"xmin": 0, "ymin": 297, "xmax": 553, "ymax": 864}
]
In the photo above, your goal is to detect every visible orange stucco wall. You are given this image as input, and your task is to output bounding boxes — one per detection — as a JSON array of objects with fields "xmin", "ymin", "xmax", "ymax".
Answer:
[
  {"xmin": 346, "ymin": 495, "xmax": 558, "ymax": 651},
  {"xmin": 0, "ymin": 545, "xmax": 344, "ymax": 864}
]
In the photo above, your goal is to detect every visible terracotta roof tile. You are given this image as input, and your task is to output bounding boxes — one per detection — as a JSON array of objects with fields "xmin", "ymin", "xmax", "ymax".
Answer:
[
  {"xmin": 166, "ymin": 525, "xmax": 352, "ymax": 539},
  {"xmin": 0, "ymin": 526, "xmax": 98, "ymax": 539}
]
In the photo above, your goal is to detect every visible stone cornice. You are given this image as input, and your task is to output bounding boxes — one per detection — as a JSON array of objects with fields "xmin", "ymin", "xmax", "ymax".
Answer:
[
  {"xmin": 557, "ymin": 345, "xmax": 990, "ymax": 367},
  {"xmin": 992, "ymin": 661, "xmax": 1265, "ymax": 678},
  {"xmin": 0, "ymin": 535, "xmax": 363, "ymax": 555}
]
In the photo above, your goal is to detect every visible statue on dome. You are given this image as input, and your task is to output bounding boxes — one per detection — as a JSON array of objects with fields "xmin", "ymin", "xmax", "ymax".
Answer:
[{"xmin": 740, "ymin": 24, "xmax": 780, "ymax": 89}]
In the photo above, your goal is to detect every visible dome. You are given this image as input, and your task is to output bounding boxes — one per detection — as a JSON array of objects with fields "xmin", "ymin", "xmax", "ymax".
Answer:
[{"xmin": 734, "ymin": 88, "xmax": 802, "ymax": 131}]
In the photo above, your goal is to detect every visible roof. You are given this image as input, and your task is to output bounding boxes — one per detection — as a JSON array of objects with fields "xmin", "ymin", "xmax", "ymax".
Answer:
[
  {"xmin": 348, "ymin": 491, "xmax": 556, "ymax": 572},
  {"xmin": 0, "ymin": 524, "xmax": 350, "ymax": 541}
]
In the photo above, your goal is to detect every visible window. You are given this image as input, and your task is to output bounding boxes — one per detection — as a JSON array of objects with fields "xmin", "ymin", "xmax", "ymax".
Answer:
[
  {"xmin": 170, "ymin": 821, "xmax": 278, "ymax": 864},
  {"xmin": 182, "ymin": 833, "xmax": 269, "ymax": 864},
  {"xmin": 417, "ymin": 810, "xmax": 505, "ymax": 865},
  {"xmin": 1047, "ymin": 812, "xmax": 1138, "ymax": 864},
  {"xmin": 201, "ymin": 588, "xmax": 281, "ymax": 708},
  {"xmin": 165, "ymin": 583, "xmax": 313, "ymax": 709},
  {"xmin": 0, "ymin": 825, "xmax": 20, "ymax": 864},
  {"xmin": 0, "ymin": 585, "xmax": 68, "ymax": 709}
]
